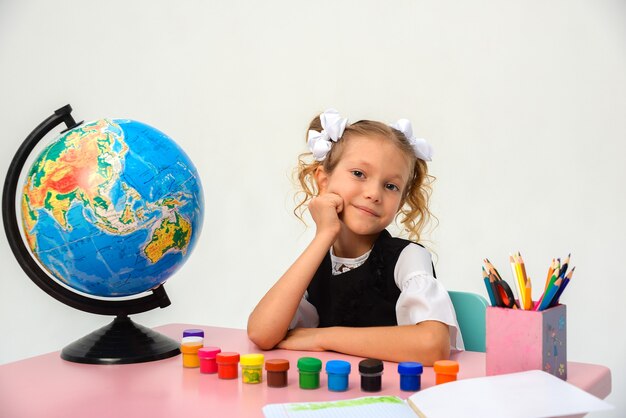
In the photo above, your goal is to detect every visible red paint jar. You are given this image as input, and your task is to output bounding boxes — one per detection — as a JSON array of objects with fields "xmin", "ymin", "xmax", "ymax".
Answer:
[
  {"xmin": 216, "ymin": 352, "xmax": 240, "ymax": 379},
  {"xmin": 198, "ymin": 346, "xmax": 221, "ymax": 374}
]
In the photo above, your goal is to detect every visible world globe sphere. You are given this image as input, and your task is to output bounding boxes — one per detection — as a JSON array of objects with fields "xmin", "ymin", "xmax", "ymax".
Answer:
[{"xmin": 20, "ymin": 118, "xmax": 204, "ymax": 298}]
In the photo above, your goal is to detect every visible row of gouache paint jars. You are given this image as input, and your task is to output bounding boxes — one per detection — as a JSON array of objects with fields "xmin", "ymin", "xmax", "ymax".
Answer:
[
  {"xmin": 296, "ymin": 357, "xmax": 459, "ymax": 392},
  {"xmin": 239, "ymin": 355, "xmax": 459, "ymax": 392},
  {"xmin": 180, "ymin": 329, "xmax": 459, "ymax": 390},
  {"xmin": 297, "ymin": 358, "xmax": 428, "ymax": 392}
]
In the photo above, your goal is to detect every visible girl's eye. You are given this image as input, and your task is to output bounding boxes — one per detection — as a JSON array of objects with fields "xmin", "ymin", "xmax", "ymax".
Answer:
[
  {"xmin": 351, "ymin": 170, "xmax": 364, "ymax": 178},
  {"xmin": 385, "ymin": 183, "xmax": 400, "ymax": 192}
]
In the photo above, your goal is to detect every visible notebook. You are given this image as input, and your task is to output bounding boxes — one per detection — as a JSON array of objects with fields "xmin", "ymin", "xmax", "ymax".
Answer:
[{"xmin": 262, "ymin": 370, "xmax": 612, "ymax": 418}]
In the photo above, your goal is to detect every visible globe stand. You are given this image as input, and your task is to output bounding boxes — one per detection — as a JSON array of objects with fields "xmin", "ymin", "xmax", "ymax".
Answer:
[
  {"xmin": 2, "ymin": 104, "xmax": 181, "ymax": 365},
  {"xmin": 61, "ymin": 315, "xmax": 180, "ymax": 365}
]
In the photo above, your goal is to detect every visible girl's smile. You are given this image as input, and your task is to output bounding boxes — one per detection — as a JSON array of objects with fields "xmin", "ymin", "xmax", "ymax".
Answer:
[{"xmin": 353, "ymin": 204, "xmax": 380, "ymax": 217}]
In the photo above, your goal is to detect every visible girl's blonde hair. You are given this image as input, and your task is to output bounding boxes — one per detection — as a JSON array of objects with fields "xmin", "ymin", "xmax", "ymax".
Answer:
[{"xmin": 294, "ymin": 114, "xmax": 434, "ymax": 242}]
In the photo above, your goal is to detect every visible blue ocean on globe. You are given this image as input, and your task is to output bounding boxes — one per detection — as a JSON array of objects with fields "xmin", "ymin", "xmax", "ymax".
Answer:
[{"xmin": 20, "ymin": 119, "xmax": 204, "ymax": 297}]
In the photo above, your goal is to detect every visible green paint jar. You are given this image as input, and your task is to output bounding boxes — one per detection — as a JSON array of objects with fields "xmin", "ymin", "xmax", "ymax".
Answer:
[{"xmin": 297, "ymin": 357, "xmax": 322, "ymax": 389}]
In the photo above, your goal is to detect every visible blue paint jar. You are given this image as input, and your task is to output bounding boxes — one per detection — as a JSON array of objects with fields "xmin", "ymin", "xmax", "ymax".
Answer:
[
  {"xmin": 325, "ymin": 360, "xmax": 351, "ymax": 392},
  {"xmin": 398, "ymin": 362, "xmax": 423, "ymax": 391}
]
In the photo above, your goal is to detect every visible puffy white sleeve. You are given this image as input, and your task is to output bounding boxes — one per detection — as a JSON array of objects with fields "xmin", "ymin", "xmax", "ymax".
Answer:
[
  {"xmin": 394, "ymin": 244, "xmax": 465, "ymax": 351},
  {"xmin": 288, "ymin": 291, "xmax": 320, "ymax": 329}
]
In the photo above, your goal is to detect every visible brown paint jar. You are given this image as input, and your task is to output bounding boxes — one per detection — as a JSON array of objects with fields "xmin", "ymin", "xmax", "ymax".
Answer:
[{"xmin": 265, "ymin": 359, "xmax": 290, "ymax": 388}]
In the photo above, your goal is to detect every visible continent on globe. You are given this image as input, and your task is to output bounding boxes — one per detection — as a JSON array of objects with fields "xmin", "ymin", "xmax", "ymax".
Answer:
[
  {"xmin": 144, "ymin": 212, "xmax": 192, "ymax": 263},
  {"xmin": 20, "ymin": 118, "xmax": 204, "ymax": 297}
]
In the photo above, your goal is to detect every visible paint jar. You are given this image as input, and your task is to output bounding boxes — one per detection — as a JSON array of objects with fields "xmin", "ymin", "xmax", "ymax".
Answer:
[
  {"xmin": 434, "ymin": 360, "xmax": 459, "ymax": 384},
  {"xmin": 198, "ymin": 346, "xmax": 221, "ymax": 374},
  {"xmin": 183, "ymin": 328, "xmax": 205, "ymax": 338},
  {"xmin": 297, "ymin": 357, "xmax": 322, "ymax": 389},
  {"xmin": 265, "ymin": 359, "xmax": 290, "ymax": 388},
  {"xmin": 240, "ymin": 354, "xmax": 264, "ymax": 384},
  {"xmin": 182, "ymin": 329, "xmax": 204, "ymax": 345},
  {"xmin": 359, "ymin": 358, "xmax": 383, "ymax": 392},
  {"xmin": 325, "ymin": 360, "xmax": 351, "ymax": 392},
  {"xmin": 216, "ymin": 352, "xmax": 240, "ymax": 379},
  {"xmin": 398, "ymin": 362, "xmax": 423, "ymax": 391},
  {"xmin": 180, "ymin": 342, "xmax": 203, "ymax": 368},
  {"xmin": 181, "ymin": 336, "xmax": 203, "ymax": 345}
]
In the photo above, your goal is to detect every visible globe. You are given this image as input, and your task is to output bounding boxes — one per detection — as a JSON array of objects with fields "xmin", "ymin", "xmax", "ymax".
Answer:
[
  {"xmin": 3, "ymin": 105, "xmax": 203, "ymax": 364},
  {"xmin": 20, "ymin": 118, "xmax": 204, "ymax": 297}
]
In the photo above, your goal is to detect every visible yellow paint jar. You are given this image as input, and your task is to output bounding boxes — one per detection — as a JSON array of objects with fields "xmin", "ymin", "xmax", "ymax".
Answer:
[{"xmin": 240, "ymin": 353, "xmax": 264, "ymax": 384}]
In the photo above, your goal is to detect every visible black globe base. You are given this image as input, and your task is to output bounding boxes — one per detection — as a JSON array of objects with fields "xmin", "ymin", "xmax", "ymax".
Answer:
[{"xmin": 61, "ymin": 315, "xmax": 180, "ymax": 365}]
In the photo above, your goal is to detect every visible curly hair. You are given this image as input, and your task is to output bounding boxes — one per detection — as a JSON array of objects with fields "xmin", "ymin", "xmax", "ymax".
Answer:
[{"xmin": 294, "ymin": 114, "xmax": 434, "ymax": 242}]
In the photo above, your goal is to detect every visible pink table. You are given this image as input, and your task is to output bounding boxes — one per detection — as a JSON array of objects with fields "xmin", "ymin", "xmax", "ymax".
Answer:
[{"xmin": 0, "ymin": 323, "xmax": 612, "ymax": 418}]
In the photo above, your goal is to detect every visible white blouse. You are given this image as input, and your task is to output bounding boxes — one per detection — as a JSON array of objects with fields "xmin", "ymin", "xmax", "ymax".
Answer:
[{"xmin": 289, "ymin": 243, "xmax": 465, "ymax": 351}]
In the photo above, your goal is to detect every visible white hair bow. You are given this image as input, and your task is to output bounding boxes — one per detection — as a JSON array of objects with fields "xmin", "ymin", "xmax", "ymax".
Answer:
[
  {"xmin": 390, "ymin": 119, "xmax": 433, "ymax": 162},
  {"xmin": 307, "ymin": 109, "xmax": 348, "ymax": 161}
]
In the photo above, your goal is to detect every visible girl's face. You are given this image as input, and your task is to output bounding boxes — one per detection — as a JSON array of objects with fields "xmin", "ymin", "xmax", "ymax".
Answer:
[{"xmin": 317, "ymin": 134, "xmax": 412, "ymax": 237}]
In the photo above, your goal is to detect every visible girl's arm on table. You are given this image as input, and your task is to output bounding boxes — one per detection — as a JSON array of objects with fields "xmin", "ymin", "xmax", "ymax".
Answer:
[
  {"xmin": 247, "ymin": 232, "xmax": 333, "ymax": 349},
  {"xmin": 277, "ymin": 321, "xmax": 450, "ymax": 365},
  {"xmin": 247, "ymin": 193, "xmax": 344, "ymax": 350}
]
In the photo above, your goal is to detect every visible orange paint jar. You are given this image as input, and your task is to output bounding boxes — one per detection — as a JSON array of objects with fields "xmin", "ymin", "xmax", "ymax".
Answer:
[
  {"xmin": 180, "ymin": 342, "xmax": 203, "ymax": 368},
  {"xmin": 433, "ymin": 360, "xmax": 459, "ymax": 384}
]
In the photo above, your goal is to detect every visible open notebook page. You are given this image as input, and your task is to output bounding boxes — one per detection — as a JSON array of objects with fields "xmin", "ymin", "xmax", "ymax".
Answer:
[{"xmin": 408, "ymin": 370, "xmax": 612, "ymax": 418}]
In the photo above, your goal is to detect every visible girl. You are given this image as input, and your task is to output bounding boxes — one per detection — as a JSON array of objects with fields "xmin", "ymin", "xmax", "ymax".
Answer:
[{"xmin": 247, "ymin": 109, "xmax": 463, "ymax": 364}]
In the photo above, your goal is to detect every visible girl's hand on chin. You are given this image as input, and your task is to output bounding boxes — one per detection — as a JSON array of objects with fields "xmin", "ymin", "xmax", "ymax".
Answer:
[{"xmin": 309, "ymin": 193, "xmax": 343, "ymax": 240}]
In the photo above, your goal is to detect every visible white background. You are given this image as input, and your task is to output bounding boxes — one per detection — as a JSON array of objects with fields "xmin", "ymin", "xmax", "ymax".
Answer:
[{"xmin": 1, "ymin": 0, "xmax": 624, "ymax": 415}]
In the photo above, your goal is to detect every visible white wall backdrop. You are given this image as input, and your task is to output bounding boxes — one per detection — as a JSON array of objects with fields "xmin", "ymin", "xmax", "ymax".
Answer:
[{"xmin": 1, "ymin": 0, "xmax": 624, "ymax": 415}]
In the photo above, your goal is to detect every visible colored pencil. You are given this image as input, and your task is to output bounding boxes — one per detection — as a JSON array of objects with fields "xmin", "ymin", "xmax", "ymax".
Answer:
[
  {"xmin": 517, "ymin": 252, "xmax": 529, "ymax": 285},
  {"xmin": 555, "ymin": 258, "xmax": 561, "ymax": 279},
  {"xmin": 512, "ymin": 257, "xmax": 526, "ymax": 308},
  {"xmin": 484, "ymin": 258, "xmax": 502, "ymax": 281},
  {"xmin": 509, "ymin": 255, "xmax": 523, "ymax": 307},
  {"xmin": 538, "ymin": 278, "xmax": 562, "ymax": 311},
  {"xmin": 558, "ymin": 253, "xmax": 570, "ymax": 278},
  {"xmin": 489, "ymin": 272, "xmax": 503, "ymax": 307},
  {"xmin": 565, "ymin": 266, "xmax": 576, "ymax": 280},
  {"xmin": 543, "ymin": 258, "xmax": 557, "ymax": 292},
  {"xmin": 524, "ymin": 277, "xmax": 533, "ymax": 310},
  {"xmin": 517, "ymin": 252, "xmax": 533, "ymax": 309},
  {"xmin": 550, "ymin": 278, "xmax": 570, "ymax": 306},
  {"xmin": 483, "ymin": 267, "xmax": 497, "ymax": 306},
  {"xmin": 552, "ymin": 266, "xmax": 575, "ymax": 305},
  {"xmin": 534, "ymin": 270, "xmax": 560, "ymax": 310}
]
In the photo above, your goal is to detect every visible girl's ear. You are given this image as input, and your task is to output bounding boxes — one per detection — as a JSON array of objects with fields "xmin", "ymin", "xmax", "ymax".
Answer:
[{"xmin": 314, "ymin": 166, "xmax": 329, "ymax": 194}]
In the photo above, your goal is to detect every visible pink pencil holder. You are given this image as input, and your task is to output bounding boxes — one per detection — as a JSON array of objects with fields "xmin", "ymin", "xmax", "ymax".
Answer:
[{"xmin": 486, "ymin": 304, "xmax": 567, "ymax": 380}]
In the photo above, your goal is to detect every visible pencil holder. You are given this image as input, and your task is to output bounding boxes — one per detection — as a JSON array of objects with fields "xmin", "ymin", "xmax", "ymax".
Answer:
[{"xmin": 486, "ymin": 304, "xmax": 567, "ymax": 380}]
